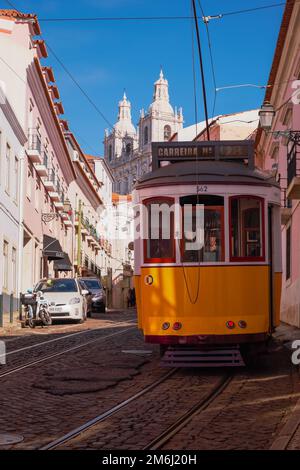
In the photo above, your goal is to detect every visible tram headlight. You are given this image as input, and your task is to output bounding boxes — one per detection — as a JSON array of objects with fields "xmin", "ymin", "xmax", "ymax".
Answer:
[
  {"xmin": 226, "ymin": 321, "xmax": 235, "ymax": 330},
  {"xmin": 162, "ymin": 322, "xmax": 170, "ymax": 331},
  {"xmin": 173, "ymin": 322, "xmax": 182, "ymax": 331},
  {"xmin": 238, "ymin": 320, "xmax": 247, "ymax": 329}
]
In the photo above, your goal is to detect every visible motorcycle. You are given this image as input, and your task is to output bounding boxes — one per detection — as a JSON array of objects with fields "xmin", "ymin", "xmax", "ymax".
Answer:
[{"xmin": 21, "ymin": 290, "xmax": 52, "ymax": 328}]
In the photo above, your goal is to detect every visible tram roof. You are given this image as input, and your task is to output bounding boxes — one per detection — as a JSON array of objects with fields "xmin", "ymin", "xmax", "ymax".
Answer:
[{"xmin": 135, "ymin": 160, "xmax": 279, "ymax": 189}]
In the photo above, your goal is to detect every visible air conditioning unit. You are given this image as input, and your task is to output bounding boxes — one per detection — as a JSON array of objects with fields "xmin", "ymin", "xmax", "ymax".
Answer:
[{"xmin": 72, "ymin": 150, "xmax": 79, "ymax": 162}]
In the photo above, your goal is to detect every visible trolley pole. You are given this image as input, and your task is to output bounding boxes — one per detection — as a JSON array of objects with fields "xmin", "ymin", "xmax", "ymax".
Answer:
[
  {"xmin": 77, "ymin": 199, "xmax": 82, "ymax": 277},
  {"xmin": 192, "ymin": 0, "xmax": 210, "ymax": 141}
]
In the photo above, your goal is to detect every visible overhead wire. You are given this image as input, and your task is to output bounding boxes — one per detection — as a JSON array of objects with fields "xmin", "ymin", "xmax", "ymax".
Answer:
[
  {"xmin": 197, "ymin": 0, "xmax": 218, "ymax": 118},
  {"xmin": 4, "ymin": 0, "xmax": 125, "ymax": 140},
  {"xmin": 21, "ymin": 2, "xmax": 294, "ymax": 23}
]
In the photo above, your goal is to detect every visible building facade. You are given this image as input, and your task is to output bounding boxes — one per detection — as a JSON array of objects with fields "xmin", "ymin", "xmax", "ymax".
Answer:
[
  {"xmin": 256, "ymin": 0, "xmax": 300, "ymax": 327},
  {"xmin": 104, "ymin": 70, "xmax": 183, "ymax": 194},
  {"xmin": 0, "ymin": 9, "xmax": 110, "ymax": 322}
]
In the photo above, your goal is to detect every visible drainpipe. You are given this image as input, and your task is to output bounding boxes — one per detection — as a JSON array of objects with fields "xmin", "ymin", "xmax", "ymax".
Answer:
[{"xmin": 17, "ymin": 148, "xmax": 25, "ymax": 298}]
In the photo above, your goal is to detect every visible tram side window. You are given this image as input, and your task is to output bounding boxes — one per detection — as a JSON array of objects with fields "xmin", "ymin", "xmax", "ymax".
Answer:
[
  {"xmin": 230, "ymin": 197, "xmax": 264, "ymax": 261},
  {"xmin": 144, "ymin": 198, "xmax": 175, "ymax": 263},
  {"xmin": 181, "ymin": 195, "xmax": 224, "ymax": 263}
]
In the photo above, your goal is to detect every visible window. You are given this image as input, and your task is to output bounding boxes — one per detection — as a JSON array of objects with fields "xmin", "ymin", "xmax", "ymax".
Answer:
[
  {"xmin": 181, "ymin": 195, "xmax": 224, "ymax": 263},
  {"xmin": 14, "ymin": 156, "xmax": 19, "ymax": 203},
  {"xmin": 126, "ymin": 143, "xmax": 131, "ymax": 155},
  {"xmin": 286, "ymin": 226, "xmax": 291, "ymax": 280},
  {"xmin": 108, "ymin": 145, "xmax": 112, "ymax": 161},
  {"xmin": 230, "ymin": 196, "xmax": 265, "ymax": 261},
  {"xmin": 3, "ymin": 240, "xmax": 9, "ymax": 290},
  {"xmin": 35, "ymin": 279, "xmax": 78, "ymax": 293},
  {"xmin": 144, "ymin": 197, "xmax": 175, "ymax": 263},
  {"xmin": 144, "ymin": 126, "xmax": 149, "ymax": 145},
  {"xmin": 164, "ymin": 125, "xmax": 172, "ymax": 141},
  {"xmin": 5, "ymin": 143, "xmax": 10, "ymax": 193},
  {"xmin": 26, "ymin": 166, "xmax": 32, "ymax": 200},
  {"xmin": 12, "ymin": 247, "xmax": 17, "ymax": 293}
]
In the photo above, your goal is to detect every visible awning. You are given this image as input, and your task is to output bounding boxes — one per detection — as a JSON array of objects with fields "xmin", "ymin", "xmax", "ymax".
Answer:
[
  {"xmin": 53, "ymin": 252, "xmax": 73, "ymax": 271},
  {"xmin": 43, "ymin": 235, "xmax": 65, "ymax": 261}
]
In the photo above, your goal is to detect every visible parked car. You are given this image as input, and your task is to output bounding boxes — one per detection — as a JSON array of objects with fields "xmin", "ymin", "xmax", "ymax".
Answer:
[
  {"xmin": 78, "ymin": 277, "xmax": 106, "ymax": 314},
  {"xmin": 34, "ymin": 278, "xmax": 89, "ymax": 323}
]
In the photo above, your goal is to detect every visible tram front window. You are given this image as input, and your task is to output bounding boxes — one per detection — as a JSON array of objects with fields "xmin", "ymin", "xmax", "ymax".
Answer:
[
  {"xmin": 144, "ymin": 197, "xmax": 175, "ymax": 263},
  {"xmin": 230, "ymin": 196, "xmax": 264, "ymax": 261},
  {"xmin": 181, "ymin": 195, "xmax": 224, "ymax": 263}
]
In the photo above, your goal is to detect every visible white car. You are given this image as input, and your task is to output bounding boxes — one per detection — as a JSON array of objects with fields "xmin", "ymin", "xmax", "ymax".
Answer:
[{"xmin": 34, "ymin": 278, "xmax": 89, "ymax": 323}]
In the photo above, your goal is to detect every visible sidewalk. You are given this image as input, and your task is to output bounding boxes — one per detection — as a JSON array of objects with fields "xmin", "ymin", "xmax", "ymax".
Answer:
[
  {"xmin": 271, "ymin": 322, "xmax": 300, "ymax": 450},
  {"xmin": 0, "ymin": 312, "xmax": 21, "ymax": 337}
]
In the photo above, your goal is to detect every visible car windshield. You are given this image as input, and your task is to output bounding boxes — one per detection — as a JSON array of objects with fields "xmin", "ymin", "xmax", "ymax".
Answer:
[
  {"xmin": 82, "ymin": 279, "xmax": 102, "ymax": 290},
  {"xmin": 35, "ymin": 279, "xmax": 78, "ymax": 293}
]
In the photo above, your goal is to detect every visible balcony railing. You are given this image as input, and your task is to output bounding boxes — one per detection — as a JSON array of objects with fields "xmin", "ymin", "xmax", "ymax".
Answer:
[
  {"xmin": 43, "ymin": 152, "xmax": 49, "ymax": 168},
  {"xmin": 28, "ymin": 129, "xmax": 41, "ymax": 153},
  {"xmin": 47, "ymin": 168, "xmax": 55, "ymax": 183}
]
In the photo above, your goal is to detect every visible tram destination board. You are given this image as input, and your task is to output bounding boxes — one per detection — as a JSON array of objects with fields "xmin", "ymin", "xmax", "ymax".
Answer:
[{"xmin": 152, "ymin": 140, "xmax": 254, "ymax": 170}]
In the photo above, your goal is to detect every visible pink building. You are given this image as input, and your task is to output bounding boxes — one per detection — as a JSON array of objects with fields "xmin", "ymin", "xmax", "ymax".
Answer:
[
  {"xmin": 0, "ymin": 9, "xmax": 104, "ymax": 298},
  {"xmin": 256, "ymin": 0, "xmax": 300, "ymax": 327}
]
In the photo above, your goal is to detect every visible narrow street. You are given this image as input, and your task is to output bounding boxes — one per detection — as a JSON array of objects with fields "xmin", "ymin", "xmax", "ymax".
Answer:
[
  {"xmin": 0, "ymin": 311, "xmax": 299, "ymax": 451},
  {"xmin": 0, "ymin": 0, "xmax": 300, "ymax": 460}
]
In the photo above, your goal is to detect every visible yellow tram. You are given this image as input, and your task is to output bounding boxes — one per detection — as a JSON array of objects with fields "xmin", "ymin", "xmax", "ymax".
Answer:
[{"xmin": 133, "ymin": 141, "xmax": 282, "ymax": 365}]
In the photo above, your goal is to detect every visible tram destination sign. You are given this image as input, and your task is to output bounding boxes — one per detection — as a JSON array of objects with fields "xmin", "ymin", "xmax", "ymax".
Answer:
[{"xmin": 152, "ymin": 140, "xmax": 254, "ymax": 170}]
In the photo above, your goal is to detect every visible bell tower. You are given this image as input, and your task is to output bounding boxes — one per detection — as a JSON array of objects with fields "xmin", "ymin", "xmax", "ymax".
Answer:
[{"xmin": 138, "ymin": 69, "xmax": 184, "ymax": 155}]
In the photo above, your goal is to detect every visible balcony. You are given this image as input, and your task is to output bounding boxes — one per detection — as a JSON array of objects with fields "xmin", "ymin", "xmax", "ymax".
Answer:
[
  {"xmin": 27, "ymin": 129, "xmax": 42, "ymax": 163},
  {"xmin": 34, "ymin": 152, "xmax": 48, "ymax": 177},
  {"xmin": 287, "ymin": 143, "xmax": 300, "ymax": 199},
  {"xmin": 281, "ymin": 189, "xmax": 292, "ymax": 225},
  {"xmin": 44, "ymin": 169, "xmax": 56, "ymax": 192}
]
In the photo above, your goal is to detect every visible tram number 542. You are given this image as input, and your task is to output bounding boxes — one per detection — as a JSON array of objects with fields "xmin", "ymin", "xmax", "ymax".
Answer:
[{"xmin": 197, "ymin": 185, "xmax": 208, "ymax": 193}]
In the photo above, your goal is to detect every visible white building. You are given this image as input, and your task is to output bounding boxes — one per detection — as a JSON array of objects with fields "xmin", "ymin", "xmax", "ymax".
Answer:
[
  {"xmin": 104, "ymin": 70, "xmax": 183, "ymax": 194},
  {"xmin": 0, "ymin": 82, "xmax": 26, "ymax": 319}
]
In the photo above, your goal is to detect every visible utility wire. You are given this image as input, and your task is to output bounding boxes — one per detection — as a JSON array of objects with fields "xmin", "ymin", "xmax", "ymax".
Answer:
[
  {"xmin": 29, "ymin": 2, "xmax": 292, "ymax": 22},
  {"xmin": 191, "ymin": 0, "xmax": 210, "ymax": 140},
  {"xmin": 190, "ymin": 16, "xmax": 198, "ymax": 138},
  {"xmin": 197, "ymin": 0, "xmax": 218, "ymax": 118},
  {"xmin": 4, "ymin": 0, "xmax": 121, "ymax": 137}
]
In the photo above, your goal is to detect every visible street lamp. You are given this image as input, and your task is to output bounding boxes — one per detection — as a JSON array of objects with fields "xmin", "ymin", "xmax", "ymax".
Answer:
[
  {"xmin": 258, "ymin": 101, "xmax": 275, "ymax": 131},
  {"xmin": 259, "ymin": 100, "xmax": 300, "ymax": 144}
]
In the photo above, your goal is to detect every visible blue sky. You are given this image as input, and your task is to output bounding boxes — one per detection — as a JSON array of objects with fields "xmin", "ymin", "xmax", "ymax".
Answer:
[{"xmin": 1, "ymin": 0, "xmax": 285, "ymax": 155}]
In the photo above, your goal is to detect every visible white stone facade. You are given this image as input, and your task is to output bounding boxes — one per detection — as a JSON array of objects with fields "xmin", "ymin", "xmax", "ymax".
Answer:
[{"xmin": 104, "ymin": 70, "xmax": 183, "ymax": 194}]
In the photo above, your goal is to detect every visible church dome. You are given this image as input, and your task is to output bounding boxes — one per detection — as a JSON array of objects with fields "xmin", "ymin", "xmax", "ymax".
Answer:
[{"xmin": 114, "ymin": 92, "xmax": 136, "ymax": 135}]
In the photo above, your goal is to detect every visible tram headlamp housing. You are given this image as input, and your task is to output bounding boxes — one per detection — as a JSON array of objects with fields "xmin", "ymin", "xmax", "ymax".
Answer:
[
  {"xmin": 162, "ymin": 322, "xmax": 170, "ymax": 331},
  {"xmin": 173, "ymin": 322, "xmax": 182, "ymax": 331},
  {"xmin": 238, "ymin": 320, "xmax": 247, "ymax": 329},
  {"xmin": 226, "ymin": 321, "xmax": 235, "ymax": 329}
]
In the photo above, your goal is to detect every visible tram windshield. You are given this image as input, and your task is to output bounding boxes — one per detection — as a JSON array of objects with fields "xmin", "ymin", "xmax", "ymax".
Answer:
[{"xmin": 180, "ymin": 195, "xmax": 224, "ymax": 263}]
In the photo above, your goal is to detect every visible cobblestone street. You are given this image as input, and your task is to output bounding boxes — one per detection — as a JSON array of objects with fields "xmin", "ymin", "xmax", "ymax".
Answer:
[{"xmin": 0, "ymin": 312, "xmax": 299, "ymax": 451}]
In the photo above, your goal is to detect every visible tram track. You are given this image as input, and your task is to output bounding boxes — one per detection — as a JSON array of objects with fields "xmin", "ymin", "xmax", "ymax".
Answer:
[
  {"xmin": 2, "ymin": 317, "xmax": 136, "ymax": 358},
  {"xmin": 144, "ymin": 374, "xmax": 233, "ymax": 450},
  {"xmin": 40, "ymin": 372, "xmax": 232, "ymax": 451},
  {"xmin": 0, "ymin": 322, "xmax": 137, "ymax": 379},
  {"xmin": 40, "ymin": 368, "xmax": 177, "ymax": 450}
]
